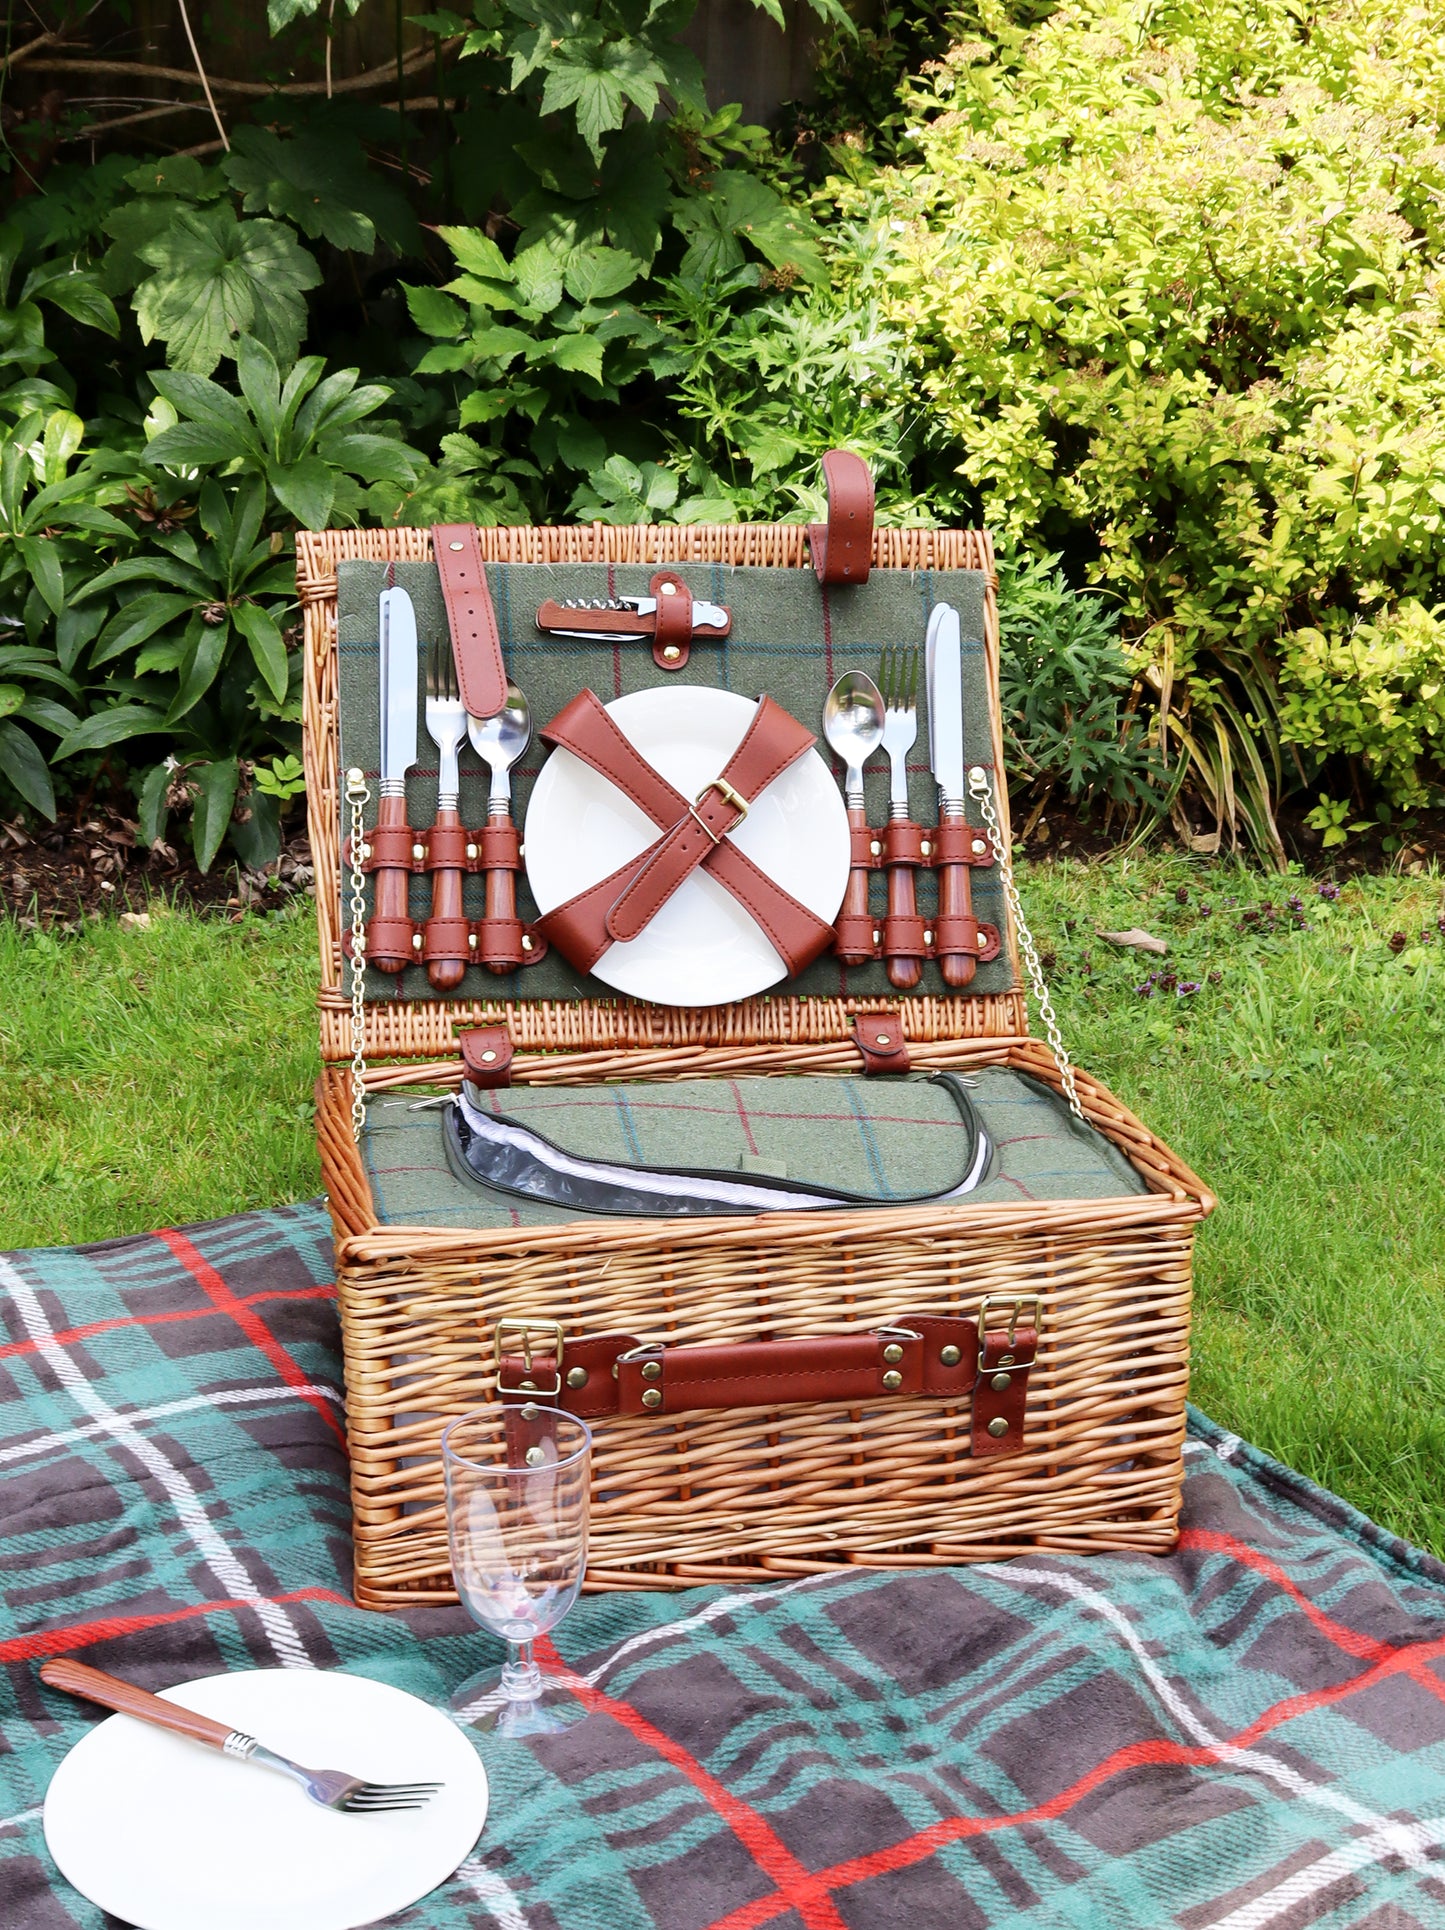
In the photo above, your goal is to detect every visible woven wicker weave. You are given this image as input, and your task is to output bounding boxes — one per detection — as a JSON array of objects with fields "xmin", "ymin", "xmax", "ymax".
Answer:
[{"xmin": 301, "ymin": 522, "xmax": 1213, "ymax": 1609}]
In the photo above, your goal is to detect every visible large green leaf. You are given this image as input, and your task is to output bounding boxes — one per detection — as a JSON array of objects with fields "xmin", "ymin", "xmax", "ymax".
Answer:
[
  {"xmin": 673, "ymin": 173, "xmax": 827, "ymax": 285},
  {"xmin": 225, "ymin": 128, "xmax": 375, "ymax": 253},
  {"xmin": 26, "ymin": 267, "xmax": 119, "ymax": 337},
  {"xmin": 18, "ymin": 537, "xmax": 64, "ymax": 617},
  {"xmin": 53, "ymin": 703, "xmax": 168, "ymax": 759},
  {"xmin": 0, "ymin": 718, "xmax": 55, "ymax": 817},
  {"xmin": 133, "ymin": 206, "xmax": 321, "ymax": 376},
  {"xmin": 233, "ymin": 601, "xmax": 289, "ymax": 702},
  {"xmin": 269, "ymin": 457, "xmax": 336, "ymax": 529},
  {"xmin": 135, "ymin": 761, "xmax": 170, "ymax": 849},
  {"xmin": 0, "ymin": 682, "xmax": 22, "ymax": 719},
  {"xmin": 191, "ymin": 756, "xmax": 239, "ymax": 872},
  {"xmin": 538, "ymin": 36, "xmax": 667, "ymax": 162},
  {"xmin": 229, "ymin": 786, "xmax": 282, "ymax": 869},
  {"xmin": 91, "ymin": 592, "xmax": 197, "ymax": 669},
  {"xmin": 168, "ymin": 618, "xmax": 230, "ymax": 719},
  {"xmin": 563, "ymin": 246, "xmax": 640, "ymax": 305}
]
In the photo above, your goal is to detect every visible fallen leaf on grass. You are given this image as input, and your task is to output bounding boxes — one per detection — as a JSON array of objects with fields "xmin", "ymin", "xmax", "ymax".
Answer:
[{"xmin": 1098, "ymin": 927, "xmax": 1169, "ymax": 955}]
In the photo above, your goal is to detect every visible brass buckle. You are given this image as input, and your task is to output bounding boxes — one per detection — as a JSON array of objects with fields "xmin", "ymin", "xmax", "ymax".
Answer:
[
  {"xmin": 493, "ymin": 1318, "xmax": 565, "ymax": 1398},
  {"xmin": 687, "ymin": 776, "xmax": 750, "ymax": 846},
  {"xmin": 977, "ymin": 1295, "xmax": 1041, "ymax": 1373}
]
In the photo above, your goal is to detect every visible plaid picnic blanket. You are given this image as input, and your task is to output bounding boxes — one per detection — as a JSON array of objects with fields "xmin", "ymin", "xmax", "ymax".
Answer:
[{"xmin": 4, "ymin": 1203, "xmax": 1444, "ymax": 1929}]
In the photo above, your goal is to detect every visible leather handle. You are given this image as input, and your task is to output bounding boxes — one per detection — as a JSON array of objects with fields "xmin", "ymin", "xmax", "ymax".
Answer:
[
  {"xmin": 885, "ymin": 861, "xmax": 923, "ymax": 989},
  {"xmin": 40, "ymin": 1660, "xmax": 236, "ymax": 1751},
  {"xmin": 432, "ymin": 525, "xmax": 506, "ymax": 719},
  {"xmin": 808, "ymin": 449, "xmax": 874, "ymax": 585},
  {"xmin": 936, "ymin": 853, "xmax": 977, "ymax": 988},
  {"xmin": 366, "ymin": 792, "xmax": 415, "ymax": 974},
  {"xmin": 425, "ymin": 804, "xmax": 468, "ymax": 990}
]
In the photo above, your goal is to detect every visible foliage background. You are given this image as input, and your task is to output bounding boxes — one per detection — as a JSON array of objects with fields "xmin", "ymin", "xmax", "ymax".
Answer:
[{"xmin": 0, "ymin": 0, "xmax": 1441, "ymax": 871}]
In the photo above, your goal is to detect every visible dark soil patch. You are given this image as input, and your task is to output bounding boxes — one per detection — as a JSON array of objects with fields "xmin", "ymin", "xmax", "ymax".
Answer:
[
  {"xmin": 1016, "ymin": 796, "xmax": 1445, "ymax": 874},
  {"xmin": 1, "ymin": 803, "xmax": 313, "ymax": 929}
]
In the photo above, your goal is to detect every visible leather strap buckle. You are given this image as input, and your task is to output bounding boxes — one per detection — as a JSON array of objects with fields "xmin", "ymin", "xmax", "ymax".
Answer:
[
  {"xmin": 493, "ymin": 1318, "xmax": 565, "ymax": 1398},
  {"xmin": 688, "ymin": 775, "xmax": 750, "ymax": 845},
  {"xmin": 976, "ymin": 1295, "xmax": 1041, "ymax": 1372}
]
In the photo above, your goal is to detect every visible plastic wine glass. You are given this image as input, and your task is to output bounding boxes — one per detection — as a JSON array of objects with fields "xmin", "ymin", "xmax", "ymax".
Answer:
[{"xmin": 442, "ymin": 1405, "xmax": 592, "ymax": 1738}]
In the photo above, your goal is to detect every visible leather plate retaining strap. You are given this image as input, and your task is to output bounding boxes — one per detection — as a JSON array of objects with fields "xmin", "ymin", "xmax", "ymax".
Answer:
[
  {"xmin": 807, "ymin": 449, "xmax": 874, "ymax": 585},
  {"xmin": 432, "ymin": 524, "xmax": 507, "ymax": 720}
]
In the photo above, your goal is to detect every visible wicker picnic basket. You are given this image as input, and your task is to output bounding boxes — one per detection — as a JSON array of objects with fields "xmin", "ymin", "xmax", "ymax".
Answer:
[{"xmin": 299, "ymin": 512, "xmax": 1214, "ymax": 1610}]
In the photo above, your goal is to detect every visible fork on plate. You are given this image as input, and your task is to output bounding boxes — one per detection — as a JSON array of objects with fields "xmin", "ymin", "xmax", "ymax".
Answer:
[
  {"xmin": 424, "ymin": 635, "xmax": 471, "ymax": 991},
  {"xmin": 879, "ymin": 645, "xmax": 923, "ymax": 991},
  {"xmin": 40, "ymin": 1659, "xmax": 440, "ymax": 1815}
]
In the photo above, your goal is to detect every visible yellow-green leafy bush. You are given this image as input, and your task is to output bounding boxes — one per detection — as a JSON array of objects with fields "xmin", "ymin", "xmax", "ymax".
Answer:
[{"xmin": 862, "ymin": 0, "xmax": 1445, "ymax": 835}]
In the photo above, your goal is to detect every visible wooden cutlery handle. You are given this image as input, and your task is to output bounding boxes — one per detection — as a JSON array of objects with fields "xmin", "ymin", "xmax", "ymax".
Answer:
[
  {"xmin": 937, "ymin": 859, "xmax": 978, "ymax": 988},
  {"xmin": 885, "ymin": 860, "xmax": 923, "ymax": 990},
  {"xmin": 40, "ymin": 1659, "xmax": 236, "ymax": 1751},
  {"xmin": 425, "ymin": 803, "xmax": 468, "ymax": 992},
  {"xmin": 834, "ymin": 803, "xmax": 876, "ymax": 966},
  {"xmin": 367, "ymin": 793, "xmax": 415, "ymax": 975}
]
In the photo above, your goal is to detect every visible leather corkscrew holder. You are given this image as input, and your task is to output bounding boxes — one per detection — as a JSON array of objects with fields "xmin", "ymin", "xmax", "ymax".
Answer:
[
  {"xmin": 345, "ymin": 821, "xmax": 549, "ymax": 974},
  {"xmin": 830, "ymin": 819, "xmax": 1003, "ymax": 972},
  {"xmin": 494, "ymin": 1303, "xmax": 1039, "ymax": 1459}
]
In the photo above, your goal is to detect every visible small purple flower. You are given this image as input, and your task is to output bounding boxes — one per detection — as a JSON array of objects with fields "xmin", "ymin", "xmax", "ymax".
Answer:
[
  {"xmin": 1317, "ymin": 881, "xmax": 1341, "ymax": 900},
  {"xmin": 1207, "ymin": 969, "xmax": 1223, "ymax": 984},
  {"xmin": 1176, "ymin": 980, "xmax": 1201, "ymax": 996},
  {"xmin": 1287, "ymin": 894, "xmax": 1304, "ymax": 912},
  {"xmin": 1136, "ymin": 981, "xmax": 1155, "ymax": 998}
]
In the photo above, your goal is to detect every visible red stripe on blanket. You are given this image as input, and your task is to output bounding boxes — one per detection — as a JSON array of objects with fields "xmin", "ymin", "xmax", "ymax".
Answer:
[
  {"xmin": 701, "ymin": 1628, "xmax": 1445, "ymax": 1930},
  {"xmin": 157, "ymin": 1229, "xmax": 347, "ymax": 1449},
  {"xmin": 538, "ymin": 1637, "xmax": 849, "ymax": 1930},
  {"xmin": 4, "ymin": 1589, "xmax": 352, "ymax": 1663},
  {"xmin": 0, "ymin": 1285, "xmax": 336, "ymax": 1362},
  {"xmin": 1179, "ymin": 1527, "xmax": 1402, "ymax": 1664}
]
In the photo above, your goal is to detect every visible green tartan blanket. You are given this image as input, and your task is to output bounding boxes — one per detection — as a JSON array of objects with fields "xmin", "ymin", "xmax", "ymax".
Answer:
[{"xmin": 3, "ymin": 1204, "xmax": 1444, "ymax": 1928}]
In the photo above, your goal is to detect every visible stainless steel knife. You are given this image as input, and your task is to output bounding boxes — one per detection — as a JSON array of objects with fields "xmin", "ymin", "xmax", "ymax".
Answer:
[
  {"xmin": 925, "ymin": 603, "xmax": 977, "ymax": 987},
  {"xmin": 368, "ymin": 585, "xmax": 420, "ymax": 974}
]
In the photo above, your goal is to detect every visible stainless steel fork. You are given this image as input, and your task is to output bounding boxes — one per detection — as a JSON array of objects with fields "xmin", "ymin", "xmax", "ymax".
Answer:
[
  {"xmin": 879, "ymin": 646, "xmax": 923, "ymax": 991},
  {"xmin": 425, "ymin": 636, "xmax": 467, "ymax": 811},
  {"xmin": 40, "ymin": 1659, "xmax": 440, "ymax": 1814}
]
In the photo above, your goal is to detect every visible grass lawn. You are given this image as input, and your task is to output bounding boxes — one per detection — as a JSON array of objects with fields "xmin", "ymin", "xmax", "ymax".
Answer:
[{"xmin": 2, "ymin": 856, "xmax": 1442, "ymax": 1554}]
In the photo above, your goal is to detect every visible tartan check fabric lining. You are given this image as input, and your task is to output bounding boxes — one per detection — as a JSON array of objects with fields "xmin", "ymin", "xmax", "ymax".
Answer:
[
  {"xmin": 334, "ymin": 558, "xmax": 1014, "ymax": 1004},
  {"xmin": 363, "ymin": 1066, "xmax": 1148, "ymax": 1230},
  {"xmin": 4, "ymin": 1202, "xmax": 1445, "ymax": 1929}
]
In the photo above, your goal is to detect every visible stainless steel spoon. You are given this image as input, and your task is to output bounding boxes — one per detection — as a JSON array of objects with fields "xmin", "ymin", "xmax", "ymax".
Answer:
[
  {"xmin": 823, "ymin": 673, "xmax": 885, "ymax": 967},
  {"xmin": 468, "ymin": 683, "xmax": 532, "ymax": 819}
]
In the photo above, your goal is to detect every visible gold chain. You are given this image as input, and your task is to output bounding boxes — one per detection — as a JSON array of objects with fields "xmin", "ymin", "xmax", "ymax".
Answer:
[
  {"xmin": 345, "ymin": 767, "xmax": 371, "ymax": 1143},
  {"xmin": 967, "ymin": 764, "xmax": 1084, "ymax": 1124}
]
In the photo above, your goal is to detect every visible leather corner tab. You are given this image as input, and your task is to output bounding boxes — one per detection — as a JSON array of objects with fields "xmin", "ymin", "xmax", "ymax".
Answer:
[
  {"xmin": 807, "ymin": 449, "xmax": 874, "ymax": 586},
  {"xmin": 852, "ymin": 1011, "xmax": 910, "ymax": 1075},
  {"xmin": 458, "ymin": 1025, "xmax": 513, "ymax": 1087},
  {"xmin": 432, "ymin": 524, "xmax": 506, "ymax": 719}
]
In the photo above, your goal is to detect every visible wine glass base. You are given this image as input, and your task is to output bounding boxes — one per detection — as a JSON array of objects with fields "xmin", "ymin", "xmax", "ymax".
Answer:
[{"xmin": 448, "ymin": 1665, "xmax": 584, "ymax": 1737}]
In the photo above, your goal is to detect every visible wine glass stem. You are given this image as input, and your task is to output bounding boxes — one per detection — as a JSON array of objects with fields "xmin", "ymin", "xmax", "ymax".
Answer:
[{"xmin": 501, "ymin": 1638, "xmax": 543, "ymax": 1705}]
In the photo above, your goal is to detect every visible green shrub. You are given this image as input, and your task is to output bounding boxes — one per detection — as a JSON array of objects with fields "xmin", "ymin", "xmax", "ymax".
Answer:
[{"xmin": 860, "ymin": 0, "xmax": 1445, "ymax": 848}]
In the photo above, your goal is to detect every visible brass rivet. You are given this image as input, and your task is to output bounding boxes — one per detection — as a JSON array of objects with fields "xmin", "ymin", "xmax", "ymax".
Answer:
[
  {"xmin": 519, "ymin": 1403, "xmax": 539, "ymax": 1421},
  {"xmin": 662, "ymin": 644, "xmax": 681, "ymax": 661},
  {"xmin": 999, "ymin": 1353, "xmax": 1016, "ymax": 1367},
  {"xmin": 882, "ymin": 1342, "xmax": 904, "ymax": 1364},
  {"xmin": 921, "ymin": 841, "xmax": 932, "ymax": 857},
  {"xmin": 481, "ymin": 1049, "xmax": 497, "ymax": 1063},
  {"xmin": 346, "ymin": 766, "xmax": 365, "ymax": 785},
  {"xmin": 566, "ymin": 1366, "xmax": 589, "ymax": 1389},
  {"xmin": 468, "ymin": 933, "xmax": 477, "ymax": 947},
  {"xmin": 524, "ymin": 1445, "xmax": 546, "ymax": 1467},
  {"xmin": 641, "ymin": 1360, "xmax": 661, "ymax": 1381},
  {"xmin": 358, "ymin": 842, "xmax": 371, "ymax": 860},
  {"xmin": 449, "ymin": 540, "xmax": 465, "ymax": 551},
  {"xmin": 875, "ymin": 1033, "xmax": 890, "ymax": 1046},
  {"xmin": 411, "ymin": 933, "xmax": 423, "ymax": 948},
  {"xmin": 972, "ymin": 839, "xmax": 987, "ymax": 855},
  {"xmin": 988, "ymin": 1416, "xmax": 1009, "ymax": 1438},
  {"xmin": 940, "ymin": 1344, "xmax": 961, "ymax": 1367},
  {"xmin": 642, "ymin": 1387, "xmax": 662, "ymax": 1409},
  {"xmin": 519, "ymin": 1378, "xmax": 536, "ymax": 1392},
  {"xmin": 466, "ymin": 843, "xmax": 478, "ymax": 859},
  {"xmin": 924, "ymin": 930, "xmax": 934, "ymax": 945},
  {"xmin": 521, "ymin": 935, "xmax": 533, "ymax": 951},
  {"xmin": 991, "ymin": 1372, "xmax": 1012, "ymax": 1392},
  {"xmin": 412, "ymin": 843, "xmax": 426, "ymax": 860},
  {"xmin": 660, "ymin": 582, "xmax": 676, "ymax": 595},
  {"xmin": 882, "ymin": 1369, "xmax": 903, "ymax": 1391},
  {"xmin": 870, "ymin": 840, "xmax": 882, "ymax": 856},
  {"xmin": 969, "ymin": 765, "xmax": 987, "ymax": 782},
  {"xmin": 872, "ymin": 929, "xmax": 881, "ymax": 945}
]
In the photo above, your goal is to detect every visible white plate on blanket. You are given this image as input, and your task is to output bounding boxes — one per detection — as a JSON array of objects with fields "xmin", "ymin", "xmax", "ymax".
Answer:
[
  {"xmin": 44, "ymin": 1668, "xmax": 488, "ymax": 1930},
  {"xmin": 525, "ymin": 685, "xmax": 849, "ymax": 1005}
]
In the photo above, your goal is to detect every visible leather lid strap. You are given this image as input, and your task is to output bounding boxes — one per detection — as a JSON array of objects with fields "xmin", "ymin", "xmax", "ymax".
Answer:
[
  {"xmin": 459, "ymin": 1025, "xmax": 512, "ymax": 1087},
  {"xmin": 808, "ymin": 449, "xmax": 874, "ymax": 585},
  {"xmin": 535, "ymin": 690, "xmax": 835, "ymax": 978},
  {"xmin": 432, "ymin": 525, "xmax": 507, "ymax": 720}
]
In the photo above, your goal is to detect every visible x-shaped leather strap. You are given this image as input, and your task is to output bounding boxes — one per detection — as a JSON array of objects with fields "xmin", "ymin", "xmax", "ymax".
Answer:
[{"xmin": 534, "ymin": 689, "xmax": 837, "ymax": 977}]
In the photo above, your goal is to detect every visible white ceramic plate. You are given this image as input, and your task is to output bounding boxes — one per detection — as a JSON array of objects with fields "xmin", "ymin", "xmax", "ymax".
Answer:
[
  {"xmin": 525, "ymin": 686, "xmax": 849, "ymax": 1005},
  {"xmin": 43, "ymin": 1669, "xmax": 488, "ymax": 1930}
]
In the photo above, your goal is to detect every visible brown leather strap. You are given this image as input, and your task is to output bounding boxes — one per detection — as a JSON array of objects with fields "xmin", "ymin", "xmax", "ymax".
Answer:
[
  {"xmin": 536, "ymin": 691, "xmax": 835, "ymax": 978},
  {"xmin": 498, "ymin": 1314, "xmax": 979, "ymax": 1420},
  {"xmin": 972, "ymin": 1301, "xmax": 1038, "ymax": 1458},
  {"xmin": 807, "ymin": 449, "xmax": 874, "ymax": 585},
  {"xmin": 852, "ymin": 1011, "xmax": 909, "ymax": 1075},
  {"xmin": 474, "ymin": 821, "xmax": 521, "ymax": 871},
  {"xmin": 357, "ymin": 819, "xmax": 424, "ymax": 872},
  {"xmin": 650, "ymin": 570, "xmax": 692, "ymax": 669},
  {"xmin": 881, "ymin": 819, "xmax": 927, "ymax": 866},
  {"xmin": 433, "ymin": 525, "xmax": 507, "ymax": 719},
  {"xmin": 605, "ymin": 695, "xmax": 818, "ymax": 945},
  {"xmin": 459, "ymin": 1026, "xmax": 512, "ymax": 1087},
  {"xmin": 424, "ymin": 819, "xmax": 471, "ymax": 870},
  {"xmin": 931, "ymin": 819, "xmax": 994, "ymax": 867}
]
